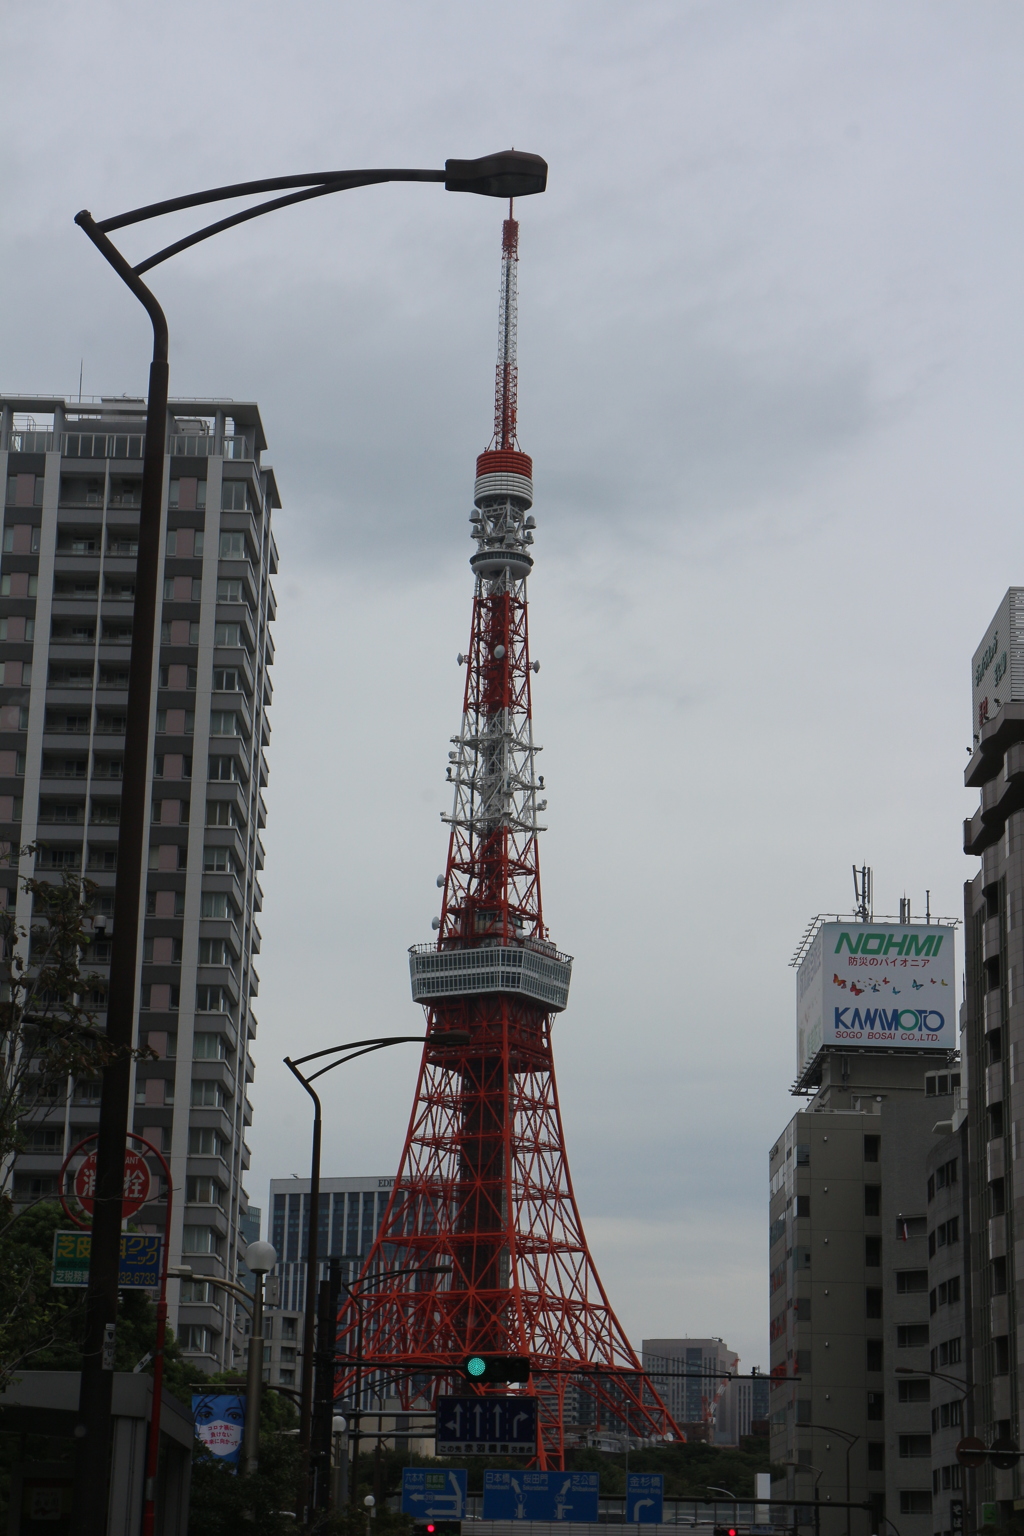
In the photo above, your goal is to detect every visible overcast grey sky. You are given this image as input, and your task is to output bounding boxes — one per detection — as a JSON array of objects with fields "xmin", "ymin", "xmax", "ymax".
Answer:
[{"xmin": 3, "ymin": 1, "xmax": 1022, "ymax": 1371}]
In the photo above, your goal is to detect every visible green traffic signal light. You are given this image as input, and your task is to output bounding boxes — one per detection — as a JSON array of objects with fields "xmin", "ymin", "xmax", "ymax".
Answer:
[{"xmin": 460, "ymin": 1354, "xmax": 531, "ymax": 1384}]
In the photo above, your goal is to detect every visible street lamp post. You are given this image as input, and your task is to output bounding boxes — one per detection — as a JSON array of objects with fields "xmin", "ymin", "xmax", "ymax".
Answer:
[
  {"xmin": 285, "ymin": 1035, "xmax": 468, "ymax": 1521},
  {"xmin": 69, "ymin": 149, "xmax": 544, "ymax": 1536},
  {"xmin": 804, "ymin": 1424, "xmax": 859, "ymax": 1536},
  {"xmin": 785, "ymin": 1462, "xmax": 824, "ymax": 1536},
  {"xmin": 708, "ymin": 1484, "xmax": 740, "ymax": 1533},
  {"xmin": 243, "ymin": 1240, "xmax": 278, "ymax": 1475},
  {"xmin": 341, "ymin": 1263, "xmax": 452, "ymax": 1508}
]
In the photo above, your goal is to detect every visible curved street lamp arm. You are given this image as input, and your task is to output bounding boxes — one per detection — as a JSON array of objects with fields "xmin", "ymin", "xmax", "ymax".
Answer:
[
  {"xmin": 284, "ymin": 1056, "xmax": 324, "ymax": 1119},
  {"xmin": 74, "ymin": 213, "xmax": 168, "ymax": 361},
  {"xmin": 304, "ymin": 1038, "xmax": 428, "ymax": 1086},
  {"xmin": 133, "ymin": 174, "xmax": 441, "ymax": 275},
  {"xmin": 95, "ymin": 167, "xmax": 448, "ymax": 235},
  {"xmin": 288, "ymin": 1036, "xmax": 427, "ymax": 1072}
]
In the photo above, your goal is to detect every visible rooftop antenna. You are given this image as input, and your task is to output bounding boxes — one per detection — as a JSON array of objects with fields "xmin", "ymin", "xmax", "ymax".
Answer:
[
  {"xmin": 925, "ymin": 889, "xmax": 931, "ymax": 926},
  {"xmin": 899, "ymin": 895, "xmax": 911, "ymax": 924},
  {"xmin": 853, "ymin": 864, "xmax": 872, "ymax": 924},
  {"xmin": 78, "ymin": 359, "xmax": 83, "ymax": 404}
]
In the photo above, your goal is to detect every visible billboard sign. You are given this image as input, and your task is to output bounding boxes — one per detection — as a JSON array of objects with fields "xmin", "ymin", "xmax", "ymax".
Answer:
[
  {"xmin": 971, "ymin": 588, "xmax": 1024, "ymax": 740},
  {"xmin": 51, "ymin": 1230, "xmax": 162, "ymax": 1289},
  {"xmin": 797, "ymin": 922, "xmax": 955, "ymax": 1079},
  {"xmin": 193, "ymin": 1393, "xmax": 246, "ymax": 1470}
]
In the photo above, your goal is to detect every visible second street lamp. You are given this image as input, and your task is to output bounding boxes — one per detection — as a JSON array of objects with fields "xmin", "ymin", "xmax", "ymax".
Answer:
[
  {"xmin": 69, "ymin": 149, "xmax": 544, "ymax": 1536},
  {"xmin": 285, "ymin": 1032, "xmax": 469, "ymax": 1522}
]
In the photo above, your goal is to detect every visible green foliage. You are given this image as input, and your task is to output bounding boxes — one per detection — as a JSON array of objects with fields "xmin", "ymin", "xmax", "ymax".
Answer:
[
  {"xmin": 187, "ymin": 1391, "xmax": 301, "ymax": 1536},
  {"xmin": 0, "ymin": 1200, "xmax": 192, "ymax": 1396},
  {"xmin": 0, "ymin": 866, "xmax": 144, "ymax": 1185}
]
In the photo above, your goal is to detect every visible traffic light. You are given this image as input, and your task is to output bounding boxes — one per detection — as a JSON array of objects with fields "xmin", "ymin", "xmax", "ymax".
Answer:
[
  {"xmin": 713, "ymin": 1527, "xmax": 737, "ymax": 1536},
  {"xmin": 461, "ymin": 1354, "xmax": 531, "ymax": 1384},
  {"xmin": 414, "ymin": 1524, "xmax": 461, "ymax": 1536}
]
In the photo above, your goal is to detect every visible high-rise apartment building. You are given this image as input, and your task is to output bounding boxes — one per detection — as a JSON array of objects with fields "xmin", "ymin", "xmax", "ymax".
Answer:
[
  {"xmin": 266, "ymin": 1175, "xmax": 394, "ymax": 1390},
  {"xmin": 0, "ymin": 394, "xmax": 278, "ymax": 1373},
  {"xmin": 770, "ymin": 911, "xmax": 959, "ymax": 1536},
  {"xmin": 641, "ymin": 1338, "xmax": 739, "ymax": 1442},
  {"xmin": 961, "ymin": 587, "xmax": 1024, "ymax": 1518}
]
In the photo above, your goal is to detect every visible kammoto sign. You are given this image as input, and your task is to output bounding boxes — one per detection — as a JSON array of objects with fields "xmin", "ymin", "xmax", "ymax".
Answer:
[{"xmin": 797, "ymin": 922, "xmax": 955, "ymax": 1078}]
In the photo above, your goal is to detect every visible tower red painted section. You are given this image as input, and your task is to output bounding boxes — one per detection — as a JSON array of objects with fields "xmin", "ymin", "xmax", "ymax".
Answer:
[{"xmin": 334, "ymin": 214, "xmax": 680, "ymax": 1465}]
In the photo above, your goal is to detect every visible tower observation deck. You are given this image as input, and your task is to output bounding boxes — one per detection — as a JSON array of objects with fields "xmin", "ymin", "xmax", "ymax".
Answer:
[{"xmin": 333, "ymin": 211, "xmax": 680, "ymax": 1466}]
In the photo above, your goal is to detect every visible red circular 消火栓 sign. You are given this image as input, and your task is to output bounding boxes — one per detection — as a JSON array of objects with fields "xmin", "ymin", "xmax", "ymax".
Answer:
[{"xmin": 73, "ymin": 1148, "xmax": 152, "ymax": 1217}]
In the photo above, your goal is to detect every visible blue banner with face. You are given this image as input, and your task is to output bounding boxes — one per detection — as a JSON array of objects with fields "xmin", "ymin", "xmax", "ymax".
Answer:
[{"xmin": 192, "ymin": 1393, "xmax": 246, "ymax": 1470}]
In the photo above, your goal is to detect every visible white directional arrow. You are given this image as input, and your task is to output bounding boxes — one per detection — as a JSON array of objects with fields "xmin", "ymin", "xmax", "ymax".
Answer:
[
  {"xmin": 631, "ymin": 1498, "xmax": 655, "ymax": 1520},
  {"xmin": 424, "ymin": 1474, "xmax": 465, "ymax": 1518},
  {"xmin": 554, "ymin": 1478, "xmax": 574, "ymax": 1520},
  {"xmin": 511, "ymin": 1410, "xmax": 530, "ymax": 1439},
  {"xmin": 472, "ymin": 1402, "xmax": 485, "ymax": 1438}
]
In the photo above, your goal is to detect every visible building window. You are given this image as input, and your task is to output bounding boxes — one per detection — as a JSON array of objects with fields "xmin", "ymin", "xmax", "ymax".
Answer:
[
  {"xmin": 217, "ymin": 579, "xmax": 244, "ymax": 603},
  {"xmin": 899, "ymin": 1493, "xmax": 932, "ymax": 1515},
  {"xmin": 209, "ymin": 712, "xmax": 241, "ymax": 738},
  {"xmin": 897, "ymin": 1325, "xmax": 929, "ymax": 1349},
  {"xmin": 865, "ymin": 1288, "xmax": 883, "ymax": 1318},
  {"xmin": 188, "ymin": 1128, "xmax": 222, "ymax": 1156},
  {"xmin": 864, "ymin": 1185, "xmax": 881, "ymax": 1216},
  {"xmin": 186, "ymin": 1177, "xmax": 221, "ymax": 1206},
  {"xmin": 179, "ymin": 1325, "xmax": 212, "ymax": 1353},
  {"xmin": 925, "ymin": 1072, "xmax": 961, "ymax": 1097},
  {"xmin": 795, "ymin": 1195, "xmax": 810, "ymax": 1218},
  {"xmin": 897, "ymin": 1379, "xmax": 929, "ymax": 1403},
  {"xmin": 931, "ymin": 1337, "xmax": 962, "ymax": 1369},
  {"xmin": 899, "ymin": 1435, "xmax": 931, "ymax": 1459},
  {"xmin": 896, "ymin": 1270, "xmax": 928, "ymax": 1293},
  {"xmin": 865, "ymin": 1235, "xmax": 881, "ymax": 1267},
  {"xmin": 993, "ymin": 1336, "xmax": 1010, "ymax": 1376},
  {"xmin": 867, "ymin": 1340, "xmax": 883, "ymax": 1372},
  {"xmin": 864, "ymin": 1135, "xmax": 880, "ymax": 1162},
  {"xmin": 214, "ymin": 623, "xmax": 243, "ymax": 647},
  {"xmin": 196, "ymin": 985, "xmax": 229, "ymax": 1013},
  {"xmin": 867, "ymin": 1443, "xmax": 885, "ymax": 1471},
  {"xmin": 190, "ymin": 1081, "xmax": 224, "ymax": 1109},
  {"xmin": 182, "ymin": 1225, "xmax": 218, "ymax": 1254},
  {"xmin": 194, "ymin": 1032, "xmax": 226, "ymax": 1060}
]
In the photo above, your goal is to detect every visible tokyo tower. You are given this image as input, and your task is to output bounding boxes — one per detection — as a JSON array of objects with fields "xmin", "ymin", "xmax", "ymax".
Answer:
[{"xmin": 334, "ymin": 211, "xmax": 680, "ymax": 1465}]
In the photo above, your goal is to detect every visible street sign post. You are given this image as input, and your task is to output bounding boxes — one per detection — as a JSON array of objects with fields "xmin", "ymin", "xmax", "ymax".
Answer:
[
  {"xmin": 51, "ymin": 1231, "xmax": 162, "ymax": 1289},
  {"xmin": 627, "ymin": 1474, "xmax": 664, "ymax": 1524},
  {"xmin": 482, "ymin": 1471, "xmax": 599, "ymax": 1522},
  {"xmin": 436, "ymin": 1395, "xmax": 537, "ymax": 1456},
  {"xmin": 401, "ymin": 1469, "xmax": 468, "ymax": 1521}
]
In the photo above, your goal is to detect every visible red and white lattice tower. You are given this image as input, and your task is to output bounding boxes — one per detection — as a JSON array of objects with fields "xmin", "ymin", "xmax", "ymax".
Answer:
[{"xmin": 334, "ymin": 211, "xmax": 681, "ymax": 1466}]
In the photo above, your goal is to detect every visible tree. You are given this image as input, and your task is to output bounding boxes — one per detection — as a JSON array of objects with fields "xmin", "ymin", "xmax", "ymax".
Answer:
[
  {"xmin": 0, "ymin": 1201, "xmax": 193, "ymax": 1394},
  {"xmin": 0, "ymin": 856, "xmax": 145, "ymax": 1193}
]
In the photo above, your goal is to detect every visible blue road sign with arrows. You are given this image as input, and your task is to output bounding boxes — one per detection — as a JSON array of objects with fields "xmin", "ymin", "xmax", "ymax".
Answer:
[
  {"xmin": 401, "ymin": 1469, "xmax": 468, "ymax": 1520},
  {"xmin": 627, "ymin": 1473, "xmax": 664, "ymax": 1523},
  {"xmin": 482, "ymin": 1470, "xmax": 599, "ymax": 1522},
  {"xmin": 436, "ymin": 1395, "xmax": 537, "ymax": 1455}
]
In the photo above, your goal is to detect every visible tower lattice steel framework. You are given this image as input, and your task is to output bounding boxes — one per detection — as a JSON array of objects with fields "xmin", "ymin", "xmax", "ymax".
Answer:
[{"xmin": 334, "ymin": 211, "xmax": 681, "ymax": 1466}]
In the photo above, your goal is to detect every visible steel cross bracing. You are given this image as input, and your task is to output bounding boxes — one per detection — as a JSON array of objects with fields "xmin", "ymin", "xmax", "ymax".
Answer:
[{"xmin": 333, "ymin": 215, "xmax": 680, "ymax": 1467}]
